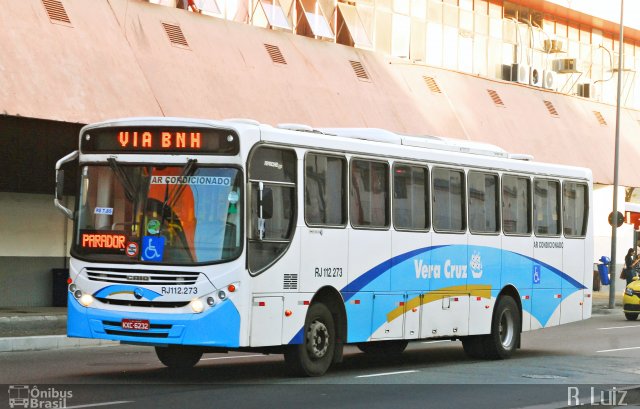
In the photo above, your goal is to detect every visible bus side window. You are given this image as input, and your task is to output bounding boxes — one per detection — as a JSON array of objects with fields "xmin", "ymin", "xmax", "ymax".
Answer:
[
  {"xmin": 563, "ymin": 181, "xmax": 588, "ymax": 237},
  {"xmin": 502, "ymin": 175, "xmax": 531, "ymax": 235},
  {"xmin": 305, "ymin": 153, "xmax": 346, "ymax": 226},
  {"xmin": 350, "ymin": 159, "xmax": 389, "ymax": 228},
  {"xmin": 247, "ymin": 146, "xmax": 297, "ymax": 274},
  {"xmin": 534, "ymin": 178, "xmax": 561, "ymax": 236},
  {"xmin": 432, "ymin": 167, "xmax": 466, "ymax": 232}
]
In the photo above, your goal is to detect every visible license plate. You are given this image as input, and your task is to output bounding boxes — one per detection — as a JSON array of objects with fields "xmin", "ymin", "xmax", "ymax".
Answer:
[{"xmin": 121, "ymin": 319, "xmax": 150, "ymax": 330}]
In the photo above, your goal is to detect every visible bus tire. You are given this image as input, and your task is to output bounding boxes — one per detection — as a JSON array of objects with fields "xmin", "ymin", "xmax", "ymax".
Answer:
[
  {"xmin": 481, "ymin": 296, "xmax": 520, "ymax": 359},
  {"xmin": 624, "ymin": 312, "xmax": 639, "ymax": 321},
  {"xmin": 155, "ymin": 345, "xmax": 203, "ymax": 369},
  {"xmin": 356, "ymin": 340, "xmax": 408, "ymax": 356},
  {"xmin": 284, "ymin": 302, "xmax": 335, "ymax": 377}
]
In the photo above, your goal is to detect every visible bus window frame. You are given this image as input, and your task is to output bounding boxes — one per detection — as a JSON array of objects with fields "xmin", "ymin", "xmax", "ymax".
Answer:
[
  {"xmin": 562, "ymin": 179, "xmax": 589, "ymax": 239},
  {"xmin": 431, "ymin": 166, "xmax": 467, "ymax": 234},
  {"xmin": 246, "ymin": 144, "xmax": 298, "ymax": 276},
  {"xmin": 467, "ymin": 169, "xmax": 501, "ymax": 236},
  {"xmin": 303, "ymin": 151, "xmax": 348, "ymax": 229},
  {"xmin": 501, "ymin": 173, "xmax": 533, "ymax": 237},
  {"xmin": 392, "ymin": 161, "xmax": 431, "ymax": 233},
  {"xmin": 533, "ymin": 177, "xmax": 562, "ymax": 238},
  {"xmin": 349, "ymin": 157, "xmax": 391, "ymax": 231}
]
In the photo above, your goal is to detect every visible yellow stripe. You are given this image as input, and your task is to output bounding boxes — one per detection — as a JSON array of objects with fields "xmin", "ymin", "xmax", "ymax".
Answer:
[
  {"xmin": 109, "ymin": 291, "xmax": 134, "ymax": 296},
  {"xmin": 386, "ymin": 284, "xmax": 492, "ymax": 323}
]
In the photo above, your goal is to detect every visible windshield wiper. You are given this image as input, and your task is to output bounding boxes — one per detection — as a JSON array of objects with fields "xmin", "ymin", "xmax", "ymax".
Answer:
[
  {"xmin": 160, "ymin": 159, "xmax": 198, "ymax": 224},
  {"xmin": 107, "ymin": 158, "xmax": 136, "ymax": 202}
]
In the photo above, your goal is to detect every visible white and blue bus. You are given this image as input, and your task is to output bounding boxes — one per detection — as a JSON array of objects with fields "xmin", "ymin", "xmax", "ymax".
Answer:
[{"xmin": 54, "ymin": 117, "xmax": 592, "ymax": 376}]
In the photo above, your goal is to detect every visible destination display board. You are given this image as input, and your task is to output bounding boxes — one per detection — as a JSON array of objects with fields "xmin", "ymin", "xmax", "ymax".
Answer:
[{"xmin": 81, "ymin": 126, "xmax": 239, "ymax": 155}]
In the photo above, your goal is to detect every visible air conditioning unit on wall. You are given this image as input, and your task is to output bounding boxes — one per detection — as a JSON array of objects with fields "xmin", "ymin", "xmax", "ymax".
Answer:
[
  {"xmin": 529, "ymin": 67, "xmax": 542, "ymax": 87},
  {"xmin": 578, "ymin": 83, "xmax": 595, "ymax": 98},
  {"xmin": 543, "ymin": 39, "xmax": 564, "ymax": 53},
  {"xmin": 552, "ymin": 58, "xmax": 578, "ymax": 73},
  {"xmin": 542, "ymin": 70, "xmax": 557, "ymax": 90},
  {"xmin": 511, "ymin": 63, "xmax": 530, "ymax": 84}
]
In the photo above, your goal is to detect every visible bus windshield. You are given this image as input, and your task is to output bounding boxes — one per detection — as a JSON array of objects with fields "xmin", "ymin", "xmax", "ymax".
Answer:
[{"xmin": 73, "ymin": 164, "xmax": 242, "ymax": 265}]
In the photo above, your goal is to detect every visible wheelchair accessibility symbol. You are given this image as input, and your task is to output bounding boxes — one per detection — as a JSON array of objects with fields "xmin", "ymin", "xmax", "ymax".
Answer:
[
  {"xmin": 141, "ymin": 236, "xmax": 165, "ymax": 262},
  {"xmin": 533, "ymin": 265, "xmax": 541, "ymax": 284}
]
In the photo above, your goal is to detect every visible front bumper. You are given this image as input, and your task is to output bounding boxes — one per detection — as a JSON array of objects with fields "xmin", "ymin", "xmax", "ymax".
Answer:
[{"xmin": 67, "ymin": 293, "xmax": 240, "ymax": 347}]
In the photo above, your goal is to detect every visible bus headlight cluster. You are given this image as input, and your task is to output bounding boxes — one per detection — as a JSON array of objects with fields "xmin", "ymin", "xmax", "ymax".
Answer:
[
  {"xmin": 190, "ymin": 299, "xmax": 205, "ymax": 313},
  {"xmin": 626, "ymin": 287, "xmax": 634, "ymax": 296},
  {"xmin": 79, "ymin": 294, "xmax": 94, "ymax": 307},
  {"xmin": 70, "ymin": 284, "xmax": 94, "ymax": 307}
]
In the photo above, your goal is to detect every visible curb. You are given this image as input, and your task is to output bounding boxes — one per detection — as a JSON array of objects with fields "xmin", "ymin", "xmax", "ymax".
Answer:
[{"xmin": 0, "ymin": 336, "xmax": 117, "ymax": 353}]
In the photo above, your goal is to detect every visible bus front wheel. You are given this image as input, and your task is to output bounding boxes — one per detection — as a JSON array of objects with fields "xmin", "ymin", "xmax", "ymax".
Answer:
[
  {"xmin": 284, "ymin": 302, "xmax": 335, "ymax": 377},
  {"xmin": 624, "ymin": 312, "xmax": 639, "ymax": 321},
  {"xmin": 155, "ymin": 345, "xmax": 203, "ymax": 369}
]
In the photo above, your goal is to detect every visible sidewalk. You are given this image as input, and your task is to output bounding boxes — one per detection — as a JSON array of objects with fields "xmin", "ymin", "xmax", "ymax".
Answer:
[
  {"xmin": 0, "ymin": 283, "xmax": 630, "ymax": 353},
  {"xmin": 0, "ymin": 307, "xmax": 115, "ymax": 352}
]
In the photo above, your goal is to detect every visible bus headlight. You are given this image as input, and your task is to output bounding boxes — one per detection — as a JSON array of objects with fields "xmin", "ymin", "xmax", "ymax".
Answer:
[
  {"xmin": 73, "ymin": 290, "xmax": 83, "ymax": 299},
  {"xmin": 625, "ymin": 287, "xmax": 634, "ymax": 296},
  {"xmin": 190, "ymin": 299, "xmax": 204, "ymax": 313},
  {"xmin": 218, "ymin": 290, "xmax": 227, "ymax": 301},
  {"xmin": 206, "ymin": 297, "xmax": 215, "ymax": 306},
  {"xmin": 79, "ymin": 294, "xmax": 94, "ymax": 307},
  {"xmin": 69, "ymin": 284, "xmax": 77, "ymax": 293}
]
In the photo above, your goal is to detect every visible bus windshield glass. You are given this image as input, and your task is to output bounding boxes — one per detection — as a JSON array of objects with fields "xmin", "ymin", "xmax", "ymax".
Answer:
[{"xmin": 73, "ymin": 164, "xmax": 242, "ymax": 265}]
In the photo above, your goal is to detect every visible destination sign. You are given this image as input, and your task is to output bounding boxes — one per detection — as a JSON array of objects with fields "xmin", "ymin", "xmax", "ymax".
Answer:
[{"xmin": 81, "ymin": 126, "xmax": 239, "ymax": 155}]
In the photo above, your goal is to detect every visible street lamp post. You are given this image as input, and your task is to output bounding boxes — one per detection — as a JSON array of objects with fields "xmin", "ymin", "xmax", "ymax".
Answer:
[{"xmin": 609, "ymin": 0, "xmax": 625, "ymax": 309}]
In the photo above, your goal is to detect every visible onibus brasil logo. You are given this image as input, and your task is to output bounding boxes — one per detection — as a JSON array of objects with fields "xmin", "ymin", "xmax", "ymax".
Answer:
[{"xmin": 8, "ymin": 385, "xmax": 72, "ymax": 408}]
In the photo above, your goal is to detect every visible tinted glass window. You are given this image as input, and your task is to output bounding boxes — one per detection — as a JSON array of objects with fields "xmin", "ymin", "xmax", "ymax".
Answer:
[
  {"xmin": 305, "ymin": 154, "xmax": 347, "ymax": 226},
  {"xmin": 563, "ymin": 182, "xmax": 588, "ymax": 237},
  {"xmin": 534, "ymin": 179, "xmax": 561, "ymax": 236},
  {"xmin": 468, "ymin": 171, "xmax": 499, "ymax": 233},
  {"xmin": 393, "ymin": 164, "xmax": 429, "ymax": 230},
  {"xmin": 350, "ymin": 160, "xmax": 389, "ymax": 228},
  {"xmin": 432, "ymin": 168, "xmax": 465, "ymax": 232},
  {"xmin": 502, "ymin": 175, "xmax": 531, "ymax": 235},
  {"xmin": 248, "ymin": 146, "xmax": 297, "ymax": 274}
]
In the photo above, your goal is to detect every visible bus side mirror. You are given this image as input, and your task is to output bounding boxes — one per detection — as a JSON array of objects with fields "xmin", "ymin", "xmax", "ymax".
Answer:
[
  {"xmin": 54, "ymin": 150, "xmax": 78, "ymax": 219},
  {"xmin": 55, "ymin": 170, "xmax": 65, "ymax": 200}
]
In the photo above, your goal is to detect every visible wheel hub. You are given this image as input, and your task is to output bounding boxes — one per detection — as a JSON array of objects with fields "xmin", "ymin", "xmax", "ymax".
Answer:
[
  {"xmin": 499, "ymin": 309, "xmax": 514, "ymax": 348},
  {"xmin": 307, "ymin": 320, "xmax": 329, "ymax": 359}
]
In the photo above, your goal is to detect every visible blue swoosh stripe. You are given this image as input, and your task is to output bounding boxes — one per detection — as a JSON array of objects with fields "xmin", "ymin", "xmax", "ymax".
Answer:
[{"xmin": 93, "ymin": 285, "xmax": 162, "ymax": 301}]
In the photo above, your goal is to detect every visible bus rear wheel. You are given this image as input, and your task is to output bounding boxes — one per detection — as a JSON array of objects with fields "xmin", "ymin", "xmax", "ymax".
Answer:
[
  {"xmin": 284, "ymin": 302, "xmax": 335, "ymax": 377},
  {"xmin": 462, "ymin": 296, "xmax": 520, "ymax": 360},
  {"xmin": 155, "ymin": 345, "xmax": 203, "ymax": 369}
]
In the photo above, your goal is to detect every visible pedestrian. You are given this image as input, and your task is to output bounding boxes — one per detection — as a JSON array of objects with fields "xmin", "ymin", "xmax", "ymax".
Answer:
[{"xmin": 623, "ymin": 248, "xmax": 640, "ymax": 284}]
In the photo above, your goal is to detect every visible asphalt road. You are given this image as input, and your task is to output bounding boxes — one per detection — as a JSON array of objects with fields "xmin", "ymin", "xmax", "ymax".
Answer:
[{"xmin": 1, "ymin": 312, "xmax": 639, "ymax": 409}]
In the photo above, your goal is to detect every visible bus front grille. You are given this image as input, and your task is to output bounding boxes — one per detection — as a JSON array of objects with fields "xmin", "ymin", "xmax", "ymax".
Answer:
[
  {"xmin": 86, "ymin": 267, "xmax": 200, "ymax": 285},
  {"xmin": 95, "ymin": 297, "xmax": 190, "ymax": 308}
]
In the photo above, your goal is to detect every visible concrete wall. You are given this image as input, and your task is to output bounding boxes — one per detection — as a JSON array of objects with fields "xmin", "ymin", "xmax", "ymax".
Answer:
[{"xmin": 0, "ymin": 193, "xmax": 73, "ymax": 307}]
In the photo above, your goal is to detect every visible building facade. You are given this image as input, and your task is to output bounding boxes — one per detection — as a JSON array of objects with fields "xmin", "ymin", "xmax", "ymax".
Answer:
[{"xmin": 1, "ymin": 0, "xmax": 639, "ymax": 306}]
